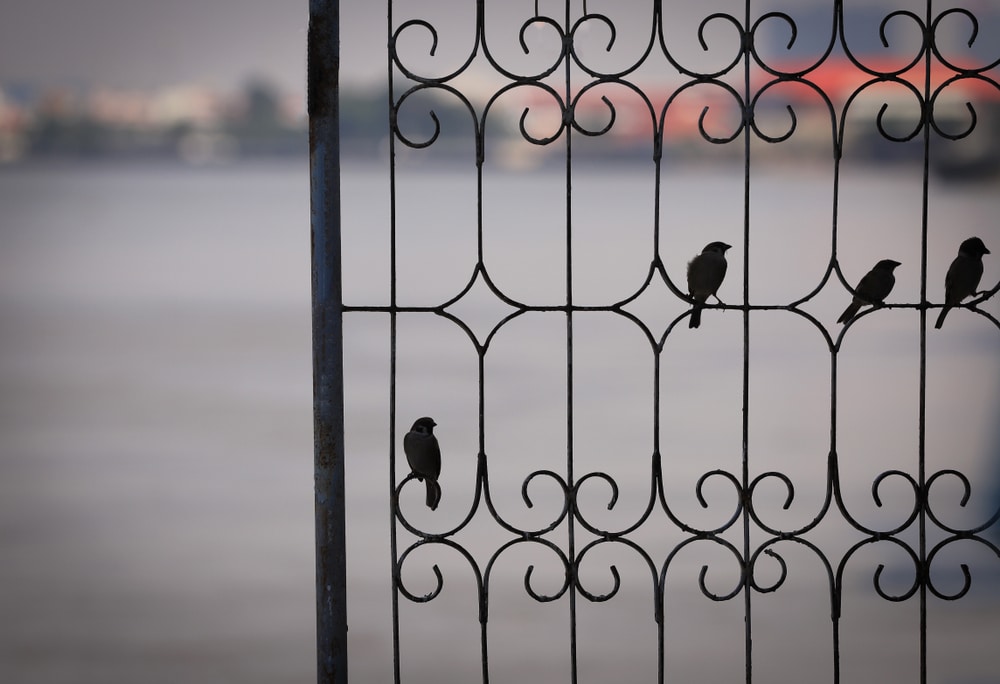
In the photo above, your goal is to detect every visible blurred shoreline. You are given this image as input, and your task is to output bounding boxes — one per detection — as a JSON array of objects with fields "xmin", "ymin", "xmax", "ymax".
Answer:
[{"xmin": 3, "ymin": 77, "xmax": 1000, "ymax": 180}]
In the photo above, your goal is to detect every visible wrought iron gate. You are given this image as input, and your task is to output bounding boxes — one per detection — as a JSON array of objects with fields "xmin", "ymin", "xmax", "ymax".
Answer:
[{"xmin": 310, "ymin": 0, "xmax": 1000, "ymax": 682}]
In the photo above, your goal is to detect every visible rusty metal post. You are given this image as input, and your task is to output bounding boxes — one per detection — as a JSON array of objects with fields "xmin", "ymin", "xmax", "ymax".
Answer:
[{"xmin": 308, "ymin": 0, "xmax": 347, "ymax": 682}]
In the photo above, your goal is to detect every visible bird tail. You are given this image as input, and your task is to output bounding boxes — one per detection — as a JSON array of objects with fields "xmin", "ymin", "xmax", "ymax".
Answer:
[
  {"xmin": 934, "ymin": 305, "xmax": 951, "ymax": 329},
  {"xmin": 837, "ymin": 301, "xmax": 861, "ymax": 325},
  {"xmin": 425, "ymin": 480, "xmax": 441, "ymax": 510},
  {"xmin": 689, "ymin": 304, "xmax": 702, "ymax": 329}
]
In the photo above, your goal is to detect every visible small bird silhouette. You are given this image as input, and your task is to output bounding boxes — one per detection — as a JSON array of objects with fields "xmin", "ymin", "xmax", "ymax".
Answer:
[
  {"xmin": 935, "ymin": 237, "xmax": 991, "ymax": 329},
  {"xmin": 837, "ymin": 259, "xmax": 901, "ymax": 324},
  {"xmin": 686, "ymin": 241, "xmax": 731, "ymax": 329},
  {"xmin": 403, "ymin": 417, "xmax": 441, "ymax": 510}
]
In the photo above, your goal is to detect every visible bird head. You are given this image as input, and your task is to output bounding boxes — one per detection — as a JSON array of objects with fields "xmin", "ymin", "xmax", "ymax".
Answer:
[
  {"xmin": 703, "ymin": 241, "xmax": 732, "ymax": 254},
  {"xmin": 875, "ymin": 259, "xmax": 901, "ymax": 271},
  {"xmin": 410, "ymin": 417, "xmax": 437, "ymax": 434},
  {"xmin": 959, "ymin": 237, "xmax": 990, "ymax": 257}
]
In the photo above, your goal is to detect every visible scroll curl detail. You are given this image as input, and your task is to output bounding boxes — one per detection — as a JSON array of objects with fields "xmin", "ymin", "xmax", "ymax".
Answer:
[
  {"xmin": 698, "ymin": 13, "xmax": 745, "ymax": 67},
  {"xmin": 657, "ymin": 10, "xmax": 744, "ymax": 78},
  {"xmin": 479, "ymin": 15, "xmax": 564, "ymax": 81},
  {"xmin": 748, "ymin": 82, "xmax": 799, "ymax": 144},
  {"xmin": 393, "ymin": 19, "xmax": 439, "ymax": 60},
  {"xmin": 393, "ymin": 84, "xmax": 479, "ymax": 150},
  {"xmin": 396, "ymin": 540, "xmax": 482, "ymax": 603},
  {"xmin": 697, "ymin": 539, "xmax": 746, "ymax": 601},
  {"xmin": 394, "ymin": 472, "xmax": 441, "ymax": 538},
  {"xmin": 697, "ymin": 469, "xmax": 743, "ymax": 513},
  {"xmin": 836, "ymin": 537, "xmax": 921, "ymax": 604},
  {"xmin": 871, "ymin": 539, "xmax": 921, "ymax": 603},
  {"xmin": 930, "ymin": 8, "xmax": 986, "ymax": 72},
  {"xmin": 570, "ymin": 93, "xmax": 616, "ymax": 137},
  {"xmin": 510, "ymin": 83, "xmax": 567, "ymax": 146},
  {"xmin": 747, "ymin": 471, "xmax": 795, "ymax": 533},
  {"xmin": 653, "ymin": 468, "xmax": 742, "ymax": 536},
  {"xmin": 484, "ymin": 538, "xmax": 571, "ymax": 604},
  {"xmin": 840, "ymin": 9, "xmax": 925, "ymax": 76},
  {"xmin": 925, "ymin": 537, "xmax": 975, "ymax": 601},
  {"xmin": 924, "ymin": 469, "xmax": 977, "ymax": 534},
  {"xmin": 837, "ymin": 77, "xmax": 927, "ymax": 145},
  {"xmin": 574, "ymin": 471, "xmax": 620, "ymax": 512},
  {"xmin": 575, "ymin": 541, "xmax": 622, "ymax": 603},
  {"xmin": 927, "ymin": 74, "xmax": 996, "ymax": 141},
  {"xmin": 749, "ymin": 547, "xmax": 788, "ymax": 594},
  {"xmin": 697, "ymin": 81, "xmax": 746, "ymax": 144}
]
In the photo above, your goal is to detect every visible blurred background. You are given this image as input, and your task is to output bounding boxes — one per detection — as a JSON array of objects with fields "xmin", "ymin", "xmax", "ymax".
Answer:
[{"xmin": 1, "ymin": 1, "xmax": 999, "ymax": 683}]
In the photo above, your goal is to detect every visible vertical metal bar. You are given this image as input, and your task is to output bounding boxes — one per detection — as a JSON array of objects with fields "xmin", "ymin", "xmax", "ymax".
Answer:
[
  {"xmin": 741, "ymin": 2, "xmax": 753, "ymax": 681},
  {"xmin": 829, "ymin": 54, "xmax": 844, "ymax": 683},
  {"xmin": 651, "ymin": 10, "xmax": 666, "ymax": 674},
  {"xmin": 309, "ymin": 1, "xmax": 348, "ymax": 682},
  {"xmin": 828, "ymin": 10, "xmax": 845, "ymax": 679},
  {"xmin": 474, "ymin": 4, "xmax": 491, "ymax": 676},
  {"xmin": 389, "ymin": 312, "xmax": 400, "ymax": 684},
  {"xmin": 563, "ymin": 1, "xmax": 578, "ymax": 681},
  {"xmin": 918, "ymin": 2, "xmax": 933, "ymax": 682},
  {"xmin": 386, "ymin": 1, "xmax": 402, "ymax": 681}
]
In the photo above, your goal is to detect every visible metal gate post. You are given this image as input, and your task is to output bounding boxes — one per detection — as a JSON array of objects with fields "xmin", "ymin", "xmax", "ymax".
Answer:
[{"xmin": 308, "ymin": 1, "xmax": 347, "ymax": 682}]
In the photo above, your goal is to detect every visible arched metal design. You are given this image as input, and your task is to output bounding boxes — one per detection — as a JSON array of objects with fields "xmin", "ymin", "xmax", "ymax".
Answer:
[{"xmin": 313, "ymin": 1, "xmax": 1000, "ymax": 682}]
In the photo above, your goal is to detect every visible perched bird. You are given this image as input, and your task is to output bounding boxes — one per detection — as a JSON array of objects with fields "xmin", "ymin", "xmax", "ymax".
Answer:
[
  {"xmin": 403, "ymin": 417, "xmax": 441, "ymax": 510},
  {"xmin": 686, "ymin": 241, "xmax": 731, "ymax": 328},
  {"xmin": 935, "ymin": 236, "xmax": 991, "ymax": 329},
  {"xmin": 837, "ymin": 259, "xmax": 901, "ymax": 324}
]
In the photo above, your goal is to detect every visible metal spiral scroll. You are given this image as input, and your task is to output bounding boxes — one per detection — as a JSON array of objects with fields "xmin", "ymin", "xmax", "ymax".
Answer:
[{"xmin": 368, "ymin": 1, "xmax": 1000, "ymax": 682}]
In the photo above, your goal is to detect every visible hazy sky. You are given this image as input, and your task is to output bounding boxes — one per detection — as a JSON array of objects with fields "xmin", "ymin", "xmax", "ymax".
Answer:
[
  {"xmin": 3, "ymin": 1, "xmax": 998, "ymax": 93},
  {"xmin": 0, "ymin": 1, "xmax": 786, "ymax": 92},
  {"xmin": 0, "ymin": 1, "xmax": 386, "ymax": 91}
]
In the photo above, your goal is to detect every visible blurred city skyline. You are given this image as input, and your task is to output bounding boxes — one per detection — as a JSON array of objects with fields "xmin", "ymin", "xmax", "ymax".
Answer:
[{"xmin": 2, "ymin": 1, "xmax": 999, "ymax": 169}]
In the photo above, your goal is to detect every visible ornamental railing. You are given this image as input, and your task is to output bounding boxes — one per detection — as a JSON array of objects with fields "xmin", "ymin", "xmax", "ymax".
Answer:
[{"xmin": 310, "ymin": 1, "xmax": 1000, "ymax": 682}]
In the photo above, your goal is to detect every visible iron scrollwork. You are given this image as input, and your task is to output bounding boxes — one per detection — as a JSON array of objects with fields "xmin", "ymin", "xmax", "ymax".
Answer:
[{"xmin": 360, "ymin": 1, "xmax": 1000, "ymax": 682}]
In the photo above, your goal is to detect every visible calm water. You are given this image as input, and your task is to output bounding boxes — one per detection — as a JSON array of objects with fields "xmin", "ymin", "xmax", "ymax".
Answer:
[{"xmin": 0, "ymin": 160, "xmax": 998, "ymax": 683}]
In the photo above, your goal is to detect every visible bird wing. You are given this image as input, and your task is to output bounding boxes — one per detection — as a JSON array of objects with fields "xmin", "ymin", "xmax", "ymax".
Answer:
[
  {"xmin": 687, "ymin": 252, "xmax": 726, "ymax": 299},
  {"xmin": 425, "ymin": 437, "xmax": 441, "ymax": 479},
  {"xmin": 944, "ymin": 255, "xmax": 982, "ymax": 304},
  {"xmin": 403, "ymin": 431, "xmax": 420, "ymax": 473},
  {"xmin": 855, "ymin": 268, "xmax": 892, "ymax": 304}
]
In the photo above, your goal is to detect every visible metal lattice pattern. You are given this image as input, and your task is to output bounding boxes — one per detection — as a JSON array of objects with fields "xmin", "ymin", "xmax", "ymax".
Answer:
[{"xmin": 337, "ymin": 1, "xmax": 1000, "ymax": 682}]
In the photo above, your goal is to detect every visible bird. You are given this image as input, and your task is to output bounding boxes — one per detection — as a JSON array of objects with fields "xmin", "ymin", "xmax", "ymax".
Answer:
[
  {"xmin": 686, "ymin": 241, "xmax": 731, "ymax": 328},
  {"xmin": 837, "ymin": 259, "xmax": 901, "ymax": 324},
  {"xmin": 403, "ymin": 417, "xmax": 441, "ymax": 510},
  {"xmin": 935, "ymin": 236, "xmax": 991, "ymax": 329}
]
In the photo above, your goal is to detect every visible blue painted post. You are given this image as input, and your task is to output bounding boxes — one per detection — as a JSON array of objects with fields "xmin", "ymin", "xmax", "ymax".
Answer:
[{"xmin": 308, "ymin": 1, "xmax": 347, "ymax": 682}]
